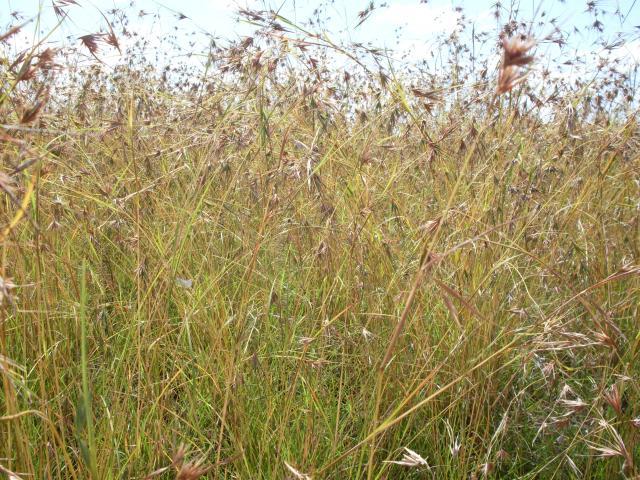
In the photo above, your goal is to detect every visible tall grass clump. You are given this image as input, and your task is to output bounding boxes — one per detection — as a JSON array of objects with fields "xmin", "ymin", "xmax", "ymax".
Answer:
[{"xmin": 1, "ymin": 1, "xmax": 639, "ymax": 478}]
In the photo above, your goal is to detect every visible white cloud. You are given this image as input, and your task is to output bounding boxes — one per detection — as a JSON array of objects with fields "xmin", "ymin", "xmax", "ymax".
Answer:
[
  {"xmin": 356, "ymin": 1, "xmax": 461, "ymax": 52},
  {"xmin": 374, "ymin": 3, "xmax": 460, "ymax": 36}
]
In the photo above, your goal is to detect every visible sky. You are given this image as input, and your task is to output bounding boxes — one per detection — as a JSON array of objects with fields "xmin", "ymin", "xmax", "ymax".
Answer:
[{"xmin": 1, "ymin": 0, "xmax": 639, "ymax": 75}]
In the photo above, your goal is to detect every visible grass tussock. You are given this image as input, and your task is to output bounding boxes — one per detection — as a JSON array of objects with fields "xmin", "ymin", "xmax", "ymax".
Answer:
[{"xmin": 1, "ymin": 2, "xmax": 639, "ymax": 479}]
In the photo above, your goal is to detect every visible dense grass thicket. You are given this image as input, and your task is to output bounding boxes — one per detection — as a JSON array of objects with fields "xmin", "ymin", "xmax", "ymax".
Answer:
[{"xmin": 1, "ymin": 2, "xmax": 639, "ymax": 478}]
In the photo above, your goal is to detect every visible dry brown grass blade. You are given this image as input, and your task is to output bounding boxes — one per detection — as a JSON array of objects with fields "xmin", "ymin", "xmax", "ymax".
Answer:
[
  {"xmin": 487, "ymin": 238, "xmax": 630, "ymax": 341},
  {"xmin": 143, "ymin": 465, "xmax": 171, "ymax": 479},
  {"xmin": 319, "ymin": 338, "xmax": 519, "ymax": 474},
  {"xmin": 10, "ymin": 158, "xmax": 38, "ymax": 176},
  {"xmin": 433, "ymin": 278, "xmax": 486, "ymax": 323},
  {"xmin": 550, "ymin": 264, "xmax": 639, "ymax": 339},
  {"xmin": 380, "ymin": 218, "xmax": 516, "ymax": 371},
  {"xmin": 441, "ymin": 291, "xmax": 461, "ymax": 328},
  {"xmin": 0, "ymin": 133, "xmax": 24, "ymax": 146},
  {"xmin": 20, "ymin": 97, "xmax": 47, "ymax": 124},
  {"xmin": 284, "ymin": 461, "xmax": 312, "ymax": 479},
  {"xmin": 0, "ymin": 25, "xmax": 22, "ymax": 43},
  {"xmin": 0, "ymin": 172, "xmax": 16, "ymax": 200},
  {"xmin": 0, "ymin": 463, "xmax": 24, "ymax": 480},
  {"xmin": 0, "ymin": 172, "xmax": 36, "ymax": 244}
]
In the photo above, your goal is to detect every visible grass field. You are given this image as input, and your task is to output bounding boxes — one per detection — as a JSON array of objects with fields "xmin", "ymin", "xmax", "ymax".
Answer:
[{"xmin": 1, "ymin": 3, "xmax": 639, "ymax": 479}]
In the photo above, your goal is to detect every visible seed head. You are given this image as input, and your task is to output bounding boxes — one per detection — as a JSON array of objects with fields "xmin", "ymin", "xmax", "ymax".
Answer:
[
  {"xmin": 497, "ymin": 36, "xmax": 535, "ymax": 94},
  {"xmin": 603, "ymin": 384, "xmax": 623, "ymax": 416},
  {"xmin": 384, "ymin": 448, "xmax": 430, "ymax": 469}
]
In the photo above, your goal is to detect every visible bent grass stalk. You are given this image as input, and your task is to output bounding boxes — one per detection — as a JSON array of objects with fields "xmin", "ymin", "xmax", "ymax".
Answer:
[{"xmin": 79, "ymin": 260, "xmax": 98, "ymax": 478}]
